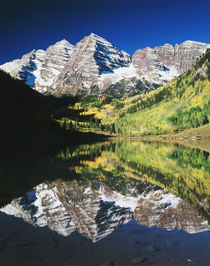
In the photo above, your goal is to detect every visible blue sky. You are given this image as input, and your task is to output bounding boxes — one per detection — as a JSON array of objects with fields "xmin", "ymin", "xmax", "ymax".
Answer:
[{"xmin": 1, "ymin": 0, "xmax": 210, "ymax": 64}]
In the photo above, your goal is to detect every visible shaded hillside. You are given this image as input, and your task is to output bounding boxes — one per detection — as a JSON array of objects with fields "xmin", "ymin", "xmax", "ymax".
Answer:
[
  {"xmin": 0, "ymin": 69, "xmax": 50, "ymax": 115},
  {"xmin": 0, "ymin": 70, "xmax": 107, "ymax": 146},
  {"xmin": 0, "ymin": 70, "xmax": 63, "ymax": 143}
]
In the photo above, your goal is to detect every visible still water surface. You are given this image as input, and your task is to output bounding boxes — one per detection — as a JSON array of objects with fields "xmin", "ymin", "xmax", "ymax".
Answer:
[{"xmin": 0, "ymin": 141, "xmax": 210, "ymax": 265}]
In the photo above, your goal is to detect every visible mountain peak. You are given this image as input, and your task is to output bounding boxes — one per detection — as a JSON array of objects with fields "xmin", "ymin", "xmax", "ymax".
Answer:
[
  {"xmin": 182, "ymin": 40, "xmax": 204, "ymax": 44},
  {"xmin": 53, "ymin": 39, "xmax": 74, "ymax": 47},
  {"xmin": 132, "ymin": 40, "xmax": 210, "ymax": 80},
  {"xmin": 180, "ymin": 40, "xmax": 210, "ymax": 47},
  {"xmin": 1, "ymin": 35, "xmax": 209, "ymax": 97},
  {"xmin": 89, "ymin": 32, "xmax": 102, "ymax": 38},
  {"xmin": 87, "ymin": 33, "xmax": 109, "ymax": 43}
]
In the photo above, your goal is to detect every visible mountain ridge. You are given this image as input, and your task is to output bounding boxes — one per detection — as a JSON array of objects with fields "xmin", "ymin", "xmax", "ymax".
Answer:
[{"xmin": 1, "ymin": 34, "xmax": 209, "ymax": 97}]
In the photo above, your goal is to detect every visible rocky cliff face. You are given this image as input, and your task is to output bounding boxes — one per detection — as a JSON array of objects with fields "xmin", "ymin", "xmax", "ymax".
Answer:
[
  {"xmin": 1, "ymin": 36, "xmax": 209, "ymax": 97},
  {"xmin": 1, "ymin": 181, "xmax": 209, "ymax": 242},
  {"xmin": 35, "ymin": 40, "xmax": 74, "ymax": 93},
  {"xmin": 154, "ymin": 41, "xmax": 209, "ymax": 73},
  {"xmin": 132, "ymin": 41, "xmax": 210, "ymax": 85},
  {"xmin": 54, "ymin": 33, "xmax": 131, "ymax": 95},
  {"xmin": 0, "ymin": 40, "xmax": 74, "ymax": 93},
  {"xmin": 0, "ymin": 49, "xmax": 45, "ymax": 88}
]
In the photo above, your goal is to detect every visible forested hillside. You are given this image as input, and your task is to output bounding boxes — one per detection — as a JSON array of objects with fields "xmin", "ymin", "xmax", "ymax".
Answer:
[
  {"xmin": 70, "ymin": 49, "xmax": 209, "ymax": 137},
  {"xmin": 113, "ymin": 49, "xmax": 210, "ymax": 136}
]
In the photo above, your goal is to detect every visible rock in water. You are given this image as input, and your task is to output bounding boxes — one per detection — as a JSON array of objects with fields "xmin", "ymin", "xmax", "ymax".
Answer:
[{"xmin": 130, "ymin": 256, "xmax": 146, "ymax": 264}]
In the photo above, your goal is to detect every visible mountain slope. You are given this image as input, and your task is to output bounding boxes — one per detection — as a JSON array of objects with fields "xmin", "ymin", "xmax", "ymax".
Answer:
[
  {"xmin": 132, "ymin": 41, "xmax": 210, "ymax": 84},
  {"xmin": 113, "ymin": 49, "xmax": 210, "ymax": 136},
  {"xmin": 0, "ymin": 70, "xmax": 85, "ymax": 146},
  {"xmin": 54, "ymin": 33, "xmax": 131, "ymax": 95},
  {"xmin": 55, "ymin": 39, "xmax": 209, "ymax": 96},
  {"xmin": 0, "ymin": 69, "xmax": 110, "ymax": 149},
  {"xmin": 0, "ymin": 40, "xmax": 74, "ymax": 93},
  {"xmin": 0, "ymin": 69, "xmax": 49, "ymax": 115},
  {"xmin": 0, "ymin": 69, "xmax": 62, "ymax": 144},
  {"xmin": 1, "ymin": 35, "xmax": 209, "ymax": 97}
]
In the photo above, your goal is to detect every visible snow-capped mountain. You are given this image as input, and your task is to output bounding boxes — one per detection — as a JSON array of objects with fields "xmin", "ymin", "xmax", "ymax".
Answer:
[
  {"xmin": 0, "ymin": 40, "xmax": 74, "ymax": 93},
  {"xmin": 132, "ymin": 40, "xmax": 210, "ymax": 85},
  {"xmin": 1, "ymin": 181, "xmax": 209, "ymax": 242},
  {"xmin": 54, "ymin": 33, "xmax": 131, "ymax": 95},
  {"xmin": 0, "ymin": 49, "xmax": 45, "ymax": 88},
  {"xmin": 35, "ymin": 39, "xmax": 74, "ymax": 93},
  {"xmin": 1, "ymin": 35, "xmax": 209, "ymax": 97}
]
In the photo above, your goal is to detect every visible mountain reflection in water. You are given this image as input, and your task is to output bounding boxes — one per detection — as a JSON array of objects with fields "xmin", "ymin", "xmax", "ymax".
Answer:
[{"xmin": 1, "ymin": 141, "xmax": 210, "ymax": 243}]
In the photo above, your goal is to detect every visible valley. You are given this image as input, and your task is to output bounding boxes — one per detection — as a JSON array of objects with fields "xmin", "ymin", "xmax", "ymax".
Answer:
[
  {"xmin": 0, "ymin": 32, "xmax": 209, "ymax": 266},
  {"xmin": 44, "ymin": 48, "xmax": 210, "ymax": 139}
]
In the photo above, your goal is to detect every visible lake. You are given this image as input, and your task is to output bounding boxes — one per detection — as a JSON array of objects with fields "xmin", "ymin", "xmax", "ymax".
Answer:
[{"xmin": 0, "ymin": 140, "xmax": 209, "ymax": 265}]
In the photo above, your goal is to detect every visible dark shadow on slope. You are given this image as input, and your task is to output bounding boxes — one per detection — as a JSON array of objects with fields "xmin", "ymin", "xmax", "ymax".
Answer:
[{"xmin": 0, "ymin": 70, "xmax": 109, "ymax": 147}]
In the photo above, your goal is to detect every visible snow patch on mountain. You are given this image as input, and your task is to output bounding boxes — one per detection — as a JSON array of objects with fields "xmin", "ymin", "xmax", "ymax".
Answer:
[
  {"xmin": 0, "ymin": 39, "xmax": 74, "ymax": 93},
  {"xmin": 140, "ymin": 65, "xmax": 179, "ymax": 85},
  {"xmin": 54, "ymin": 33, "xmax": 131, "ymax": 95},
  {"xmin": 0, "ymin": 49, "xmax": 46, "ymax": 88},
  {"xmin": 99, "ymin": 64, "xmax": 138, "ymax": 92}
]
